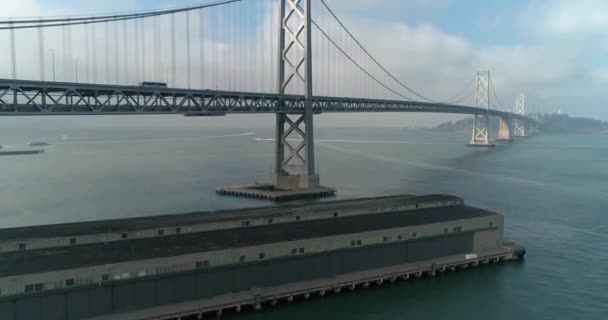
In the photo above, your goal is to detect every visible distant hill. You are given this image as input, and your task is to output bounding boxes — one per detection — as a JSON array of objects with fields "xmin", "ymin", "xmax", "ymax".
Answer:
[
  {"xmin": 539, "ymin": 114, "xmax": 608, "ymax": 133},
  {"xmin": 431, "ymin": 114, "xmax": 608, "ymax": 134}
]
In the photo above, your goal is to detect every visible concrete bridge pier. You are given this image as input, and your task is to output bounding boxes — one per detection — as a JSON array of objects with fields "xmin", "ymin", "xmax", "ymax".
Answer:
[{"xmin": 496, "ymin": 116, "xmax": 511, "ymax": 141}]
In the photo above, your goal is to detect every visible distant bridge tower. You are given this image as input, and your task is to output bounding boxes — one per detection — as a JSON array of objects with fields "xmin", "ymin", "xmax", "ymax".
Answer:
[
  {"xmin": 513, "ymin": 94, "xmax": 526, "ymax": 137},
  {"xmin": 271, "ymin": 0, "xmax": 324, "ymax": 191},
  {"xmin": 468, "ymin": 71, "xmax": 495, "ymax": 147}
]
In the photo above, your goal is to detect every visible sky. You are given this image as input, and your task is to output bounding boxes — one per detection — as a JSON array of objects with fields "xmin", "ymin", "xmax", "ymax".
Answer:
[{"xmin": 0, "ymin": 0, "xmax": 606, "ymax": 127}]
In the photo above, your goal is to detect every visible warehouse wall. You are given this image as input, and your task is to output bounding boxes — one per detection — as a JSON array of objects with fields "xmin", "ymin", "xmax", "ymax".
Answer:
[{"xmin": 0, "ymin": 232, "xmax": 473, "ymax": 320}]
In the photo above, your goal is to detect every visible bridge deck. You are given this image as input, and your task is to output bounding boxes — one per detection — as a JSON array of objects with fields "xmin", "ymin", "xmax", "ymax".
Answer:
[{"xmin": 0, "ymin": 79, "xmax": 533, "ymax": 121}]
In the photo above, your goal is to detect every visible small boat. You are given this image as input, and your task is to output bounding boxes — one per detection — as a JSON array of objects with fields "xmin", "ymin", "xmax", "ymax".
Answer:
[
  {"xmin": 184, "ymin": 111, "xmax": 226, "ymax": 117},
  {"xmin": 29, "ymin": 141, "xmax": 49, "ymax": 146},
  {"xmin": 0, "ymin": 149, "xmax": 45, "ymax": 156}
]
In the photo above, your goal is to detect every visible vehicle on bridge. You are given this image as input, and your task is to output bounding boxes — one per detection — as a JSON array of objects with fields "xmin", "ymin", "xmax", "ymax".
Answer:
[{"xmin": 138, "ymin": 81, "xmax": 168, "ymax": 88}]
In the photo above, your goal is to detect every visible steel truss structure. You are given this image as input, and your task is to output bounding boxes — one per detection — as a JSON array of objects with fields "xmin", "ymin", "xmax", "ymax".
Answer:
[
  {"xmin": 0, "ymin": 79, "xmax": 533, "ymax": 122},
  {"xmin": 272, "ymin": 0, "xmax": 318, "ymax": 189},
  {"xmin": 470, "ymin": 71, "xmax": 491, "ymax": 145},
  {"xmin": 513, "ymin": 94, "xmax": 526, "ymax": 137}
]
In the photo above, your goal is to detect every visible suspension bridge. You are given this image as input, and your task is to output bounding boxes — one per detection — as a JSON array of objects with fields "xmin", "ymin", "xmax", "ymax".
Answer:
[{"xmin": 0, "ymin": 0, "xmax": 537, "ymax": 198}]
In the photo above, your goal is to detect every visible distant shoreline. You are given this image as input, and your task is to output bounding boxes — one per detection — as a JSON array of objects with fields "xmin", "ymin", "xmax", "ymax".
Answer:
[{"xmin": 429, "ymin": 114, "xmax": 608, "ymax": 134}]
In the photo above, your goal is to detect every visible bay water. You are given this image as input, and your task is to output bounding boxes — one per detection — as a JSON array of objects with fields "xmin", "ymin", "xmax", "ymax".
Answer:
[{"xmin": 1, "ymin": 116, "xmax": 606, "ymax": 319}]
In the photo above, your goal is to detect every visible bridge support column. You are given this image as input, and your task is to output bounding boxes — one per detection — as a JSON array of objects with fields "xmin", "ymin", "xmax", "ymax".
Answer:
[
  {"xmin": 467, "ymin": 71, "xmax": 495, "ymax": 147},
  {"xmin": 271, "ymin": 112, "xmax": 320, "ymax": 190},
  {"xmin": 496, "ymin": 117, "xmax": 511, "ymax": 141},
  {"xmin": 468, "ymin": 114, "xmax": 494, "ymax": 147},
  {"xmin": 269, "ymin": 0, "xmax": 331, "ymax": 192}
]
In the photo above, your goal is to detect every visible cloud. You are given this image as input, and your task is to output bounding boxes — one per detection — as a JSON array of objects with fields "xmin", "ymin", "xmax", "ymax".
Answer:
[
  {"xmin": 327, "ymin": 0, "xmax": 453, "ymax": 12},
  {"xmin": 539, "ymin": 0, "xmax": 608, "ymax": 35},
  {"xmin": 335, "ymin": 15, "xmax": 586, "ymax": 110},
  {"xmin": 591, "ymin": 68, "xmax": 608, "ymax": 82},
  {"xmin": 0, "ymin": 0, "xmax": 44, "ymax": 17}
]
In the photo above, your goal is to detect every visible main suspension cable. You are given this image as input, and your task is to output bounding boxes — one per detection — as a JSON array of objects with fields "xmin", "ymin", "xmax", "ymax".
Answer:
[
  {"xmin": 311, "ymin": 20, "xmax": 413, "ymax": 100},
  {"xmin": 318, "ymin": 0, "xmax": 441, "ymax": 102}
]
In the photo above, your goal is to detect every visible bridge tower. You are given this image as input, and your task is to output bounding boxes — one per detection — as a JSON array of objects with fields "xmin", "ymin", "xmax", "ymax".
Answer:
[
  {"xmin": 270, "ymin": 0, "xmax": 323, "ymax": 191},
  {"xmin": 218, "ymin": 0, "xmax": 335, "ymax": 199},
  {"xmin": 513, "ymin": 94, "xmax": 526, "ymax": 137},
  {"xmin": 468, "ymin": 71, "xmax": 495, "ymax": 147}
]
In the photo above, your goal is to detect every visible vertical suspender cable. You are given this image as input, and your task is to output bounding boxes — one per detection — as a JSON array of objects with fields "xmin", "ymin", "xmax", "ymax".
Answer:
[
  {"xmin": 153, "ymin": 16, "xmax": 159, "ymax": 81},
  {"xmin": 67, "ymin": 24, "xmax": 72, "ymax": 81},
  {"xmin": 366, "ymin": 43, "xmax": 371, "ymax": 98},
  {"xmin": 210, "ymin": 10, "xmax": 214, "ymax": 89},
  {"xmin": 322, "ymin": 13, "xmax": 326, "ymax": 96},
  {"xmin": 85, "ymin": 23, "xmax": 90, "ymax": 83},
  {"xmin": 337, "ymin": 22, "xmax": 342, "ymax": 96},
  {"xmin": 123, "ymin": 19, "xmax": 129, "ymax": 84},
  {"xmin": 134, "ymin": 19, "xmax": 140, "ymax": 82},
  {"xmin": 104, "ymin": 22, "xmax": 110, "ymax": 83},
  {"xmin": 225, "ymin": 5, "xmax": 230, "ymax": 91},
  {"xmin": 325, "ymin": 11, "xmax": 330, "ymax": 96},
  {"xmin": 92, "ymin": 23, "xmax": 97, "ymax": 83},
  {"xmin": 186, "ymin": 11, "xmax": 191, "ymax": 89},
  {"xmin": 38, "ymin": 20, "xmax": 45, "ymax": 81},
  {"xmin": 9, "ymin": 19, "xmax": 16, "ymax": 79},
  {"xmin": 316, "ymin": 10, "xmax": 320, "ymax": 95},
  {"xmin": 199, "ymin": 9, "xmax": 205, "ymax": 89},
  {"xmin": 212, "ymin": 9, "xmax": 217, "ymax": 89},
  {"xmin": 232, "ymin": 4, "xmax": 237, "ymax": 91},
  {"xmin": 340, "ymin": 28, "xmax": 344, "ymax": 96},
  {"xmin": 229, "ymin": 5, "xmax": 234, "ymax": 91},
  {"xmin": 270, "ymin": 1, "xmax": 274, "ymax": 93},
  {"xmin": 222, "ymin": 4, "xmax": 228, "ymax": 90},
  {"xmin": 245, "ymin": 1, "xmax": 250, "ymax": 91},
  {"xmin": 256, "ymin": 1, "xmax": 261, "ymax": 92},
  {"xmin": 265, "ymin": 2, "xmax": 276, "ymax": 92},
  {"xmin": 210, "ymin": 9, "xmax": 214, "ymax": 89},
  {"xmin": 159, "ymin": 16, "xmax": 163, "ymax": 82},
  {"xmin": 62, "ymin": 25, "xmax": 67, "ymax": 80},
  {"xmin": 171, "ymin": 13, "xmax": 176, "ymax": 87},
  {"xmin": 141, "ymin": 18, "xmax": 146, "ymax": 81},
  {"xmin": 160, "ymin": 16, "xmax": 164, "ymax": 83},
  {"xmin": 330, "ymin": 17, "xmax": 335, "ymax": 96},
  {"xmin": 152, "ymin": 16, "xmax": 157, "ymax": 81},
  {"xmin": 114, "ymin": 21, "xmax": 119, "ymax": 83},
  {"xmin": 261, "ymin": 1, "xmax": 265, "ymax": 92},
  {"xmin": 232, "ymin": 5, "xmax": 237, "ymax": 90},
  {"xmin": 252, "ymin": 1, "xmax": 257, "ymax": 92},
  {"xmin": 239, "ymin": 2, "xmax": 245, "ymax": 91},
  {"xmin": 269, "ymin": 1, "xmax": 274, "ymax": 92}
]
